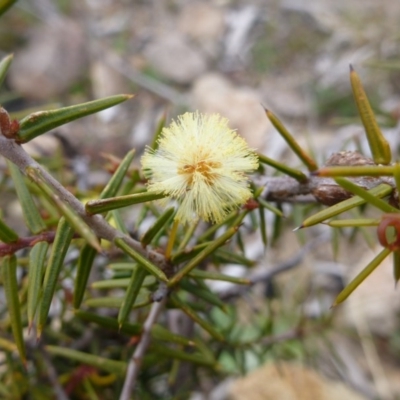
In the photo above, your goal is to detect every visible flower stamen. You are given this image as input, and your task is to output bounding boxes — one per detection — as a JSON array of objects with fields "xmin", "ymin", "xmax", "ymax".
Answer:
[
  {"xmin": 179, "ymin": 160, "xmax": 222, "ymax": 187},
  {"xmin": 141, "ymin": 112, "xmax": 258, "ymax": 224}
]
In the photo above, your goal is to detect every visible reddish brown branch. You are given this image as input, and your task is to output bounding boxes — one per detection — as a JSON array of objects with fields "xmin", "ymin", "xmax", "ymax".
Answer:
[{"xmin": 0, "ymin": 231, "xmax": 80, "ymax": 256}]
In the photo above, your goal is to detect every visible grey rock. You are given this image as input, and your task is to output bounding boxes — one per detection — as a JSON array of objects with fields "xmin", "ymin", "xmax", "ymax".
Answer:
[
  {"xmin": 178, "ymin": 2, "xmax": 225, "ymax": 42},
  {"xmin": 9, "ymin": 18, "xmax": 87, "ymax": 100},
  {"xmin": 229, "ymin": 361, "xmax": 367, "ymax": 400},
  {"xmin": 178, "ymin": 2, "xmax": 225, "ymax": 58},
  {"xmin": 144, "ymin": 33, "xmax": 207, "ymax": 84},
  {"xmin": 191, "ymin": 73, "xmax": 271, "ymax": 150}
]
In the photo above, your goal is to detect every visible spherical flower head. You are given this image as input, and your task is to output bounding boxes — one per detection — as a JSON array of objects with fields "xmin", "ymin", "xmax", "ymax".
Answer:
[{"xmin": 141, "ymin": 112, "xmax": 259, "ymax": 224}]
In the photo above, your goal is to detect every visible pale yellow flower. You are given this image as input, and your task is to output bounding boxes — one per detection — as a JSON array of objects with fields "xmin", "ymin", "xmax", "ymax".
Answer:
[{"xmin": 141, "ymin": 112, "xmax": 259, "ymax": 224}]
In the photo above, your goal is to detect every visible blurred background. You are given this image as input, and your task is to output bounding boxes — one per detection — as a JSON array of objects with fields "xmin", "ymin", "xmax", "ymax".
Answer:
[
  {"xmin": 3, "ymin": 0, "xmax": 400, "ymax": 158},
  {"xmin": 2, "ymin": 0, "xmax": 400, "ymax": 398}
]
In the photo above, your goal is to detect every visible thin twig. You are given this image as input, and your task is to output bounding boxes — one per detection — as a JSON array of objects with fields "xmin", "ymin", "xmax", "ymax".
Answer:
[
  {"xmin": 258, "ymin": 150, "xmax": 396, "ymax": 205},
  {"xmin": 31, "ymin": 338, "xmax": 70, "ymax": 400},
  {"xmin": 258, "ymin": 174, "xmax": 395, "ymax": 204},
  {"xmin": 119, "ymin": 294, "xmax": 167, "ymax": 400},
  {"xmin": 0, "ymin": 232, "xmax": 81, "ymax": 256}
]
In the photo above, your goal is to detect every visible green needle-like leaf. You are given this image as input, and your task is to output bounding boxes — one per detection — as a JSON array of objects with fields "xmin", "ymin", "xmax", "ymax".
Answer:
[
  {"xmin": 258, "ymin": 153, "xmax": 308, "ymax": 182},
  {"xmin": 114, "ymin": 237, "xmax": 168, "ymax": 282},
  {"xmin": 258, "ymin": 197, "xmax": 284, "ymax": 217},
  {"xmin": 169, "ymin": 226, "xmax": 238, "ymax": 286},
  {"xmin": 188, "ymin": 269, "xmax": 251, "ymax": 284},
  {"xmin": 150, "ymin": 110, "xmax": 167, "ymax": 150},
  {"xmin": 197, "ymin": 212, "xmax": 237, "ymax": 242},
  {"xmin": 333, "ymin": 247, "xmax": 391, "ymax": 306},
  {"xmin": 26, "ymin": 167, "xmax": 101, "ymax": 252},
  {"xmin": 17, "ymin": 94, "xmax": 134, "ymax": 143},
  {"xmin": 0, "ymin": 54, "xmax": 13, "ymax": 88},
  {"xmin": 38, "ymin": 218, "xmax": 74, "ymax": 335},
  {"xmin": 120, "ymin": 169, "xmax": 141, "ymax": 195},
  {"xmin": 350, "ymin": 65, "xmax": 391, "ymax": 165},
  {"xmin": 46, "ymin": 346, "xmax": 127, "ymax": 376},
  {"xmin": 331, "ymin": 226, "xmax": 340, "ymax": 260},
  {"xmin": 325, "ymin": 218, "xmax": 379, "ymax": 227},
  {"xmin": 314, "ymin": 165, "xmax": 394, "ymax": 177},
  {"xmin": 0, "ymin": 0, "xmax": 17, "ymax": 17},
  {"xmin": 75, "ymin": 310, "xmax": 142, "ymax": 335},
  {"xmin": 0, "ymin": 218, "xmax": 18, "ymax": 243},
  {"xmin": 141, "ymin": 207, "xmax": 175, "ymax": 247},
  {"xmin": 393, "ymin": 163, "xmax": 400, "ymax": 194},
  {"xmin": 91, "ymin": 278, "xmax": 131, "ymax": 288},
  {"xmin": 252, "ymin": 185, "xmax": 264, "ymax": 199},
  {"xmin": 177, "ymin": 220, "xmax": 199, "ymax": 251},
  {"xmin": 107, "ymin": 262, "xmax": 135, "ymax": 271},
  {"xmin": 86, "ymin": 191, "xmax": 166, "ymax": 215},
  {"xmin": 118, "ymin": 266, "xmax": 147, "ymax": 327},
  {"xmin": 2, "ymin": 255, "xmax": 26, "ymax": 361},
  {"xmin": 169, "ymin": 294, "xmax": 224, "ymax": 341},
  {"xmin": 84, "ymin": 293, "xmax": 150, "ymax": 309},
  {"xmin": 27, "ymin": 241, "xmax": 49, "ymax": 328},
  {"xmin": 109, "ymin": 210, "xmax": 129, "ymax": 234},
  {"xmin": 214, "ymin": 248, "xmax": 255, "ymax": 267},
  {"xmin": 299, "ymin": 183, "xmax": 392, "ymax": 228},
  {"xmin": 394, "ymin": 250, "xmax": 400, "ymax": 286},
  {"xmin": 265, "ymin": 108, "xmax": 318, "ymax": 171},
  {"xmin": 335, "ymin": 178, "xmax": 398, "ymax": 213},
  {"xmin": 150, "ymin": 342, "xmax": 215, "ymax": 367},
  {"xmin": 151, "ymin": 325, "xmax": 196, "ymax": 347},
  {"xmin": 180, "ymin": 278, "xmax": 226, "ymax": 310},
  {"xmin": 0, "ymin": 337, "xmax": 17, "ymax": 352},
  {"xmin": 100, "ymin": 149, "xmax": 136, "ymax": 199},
  {"xmin": 73, "ymin": 244, "xmax": 98, "ymax": 309},
  {"xmin": 258, "ymin": 205, "xmax": 268, "ymax": 247},
  {"xmin": 91, "ymin": 275, "xmax": 155, "ymax": 289},
  {"xmin": 7, "ymin": 161, "xmax": 46, "ymax": 234},
  {"xmin": 171, "ymin": 242, "xmax": 211, "ymax": 264}
]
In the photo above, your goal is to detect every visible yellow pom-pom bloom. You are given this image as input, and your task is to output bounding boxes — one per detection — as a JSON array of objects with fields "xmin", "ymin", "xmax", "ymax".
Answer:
[{"xmin": 141, "ymin": 112, "xmax": 259, "ymax": 224}]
